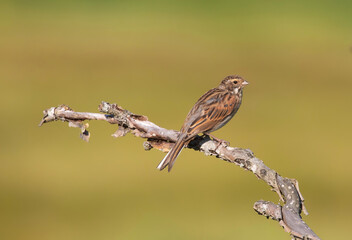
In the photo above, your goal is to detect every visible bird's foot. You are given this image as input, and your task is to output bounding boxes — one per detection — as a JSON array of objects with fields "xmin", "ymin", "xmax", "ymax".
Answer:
[{"xmin": 205, "ymin": 134, "xmax": 230, "ymax": 148}]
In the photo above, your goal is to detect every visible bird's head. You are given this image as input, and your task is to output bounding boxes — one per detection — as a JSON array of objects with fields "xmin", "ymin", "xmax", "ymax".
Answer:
[{"xmin": 221, "ymin": 75, "xmax": 249, "ymax": 92}]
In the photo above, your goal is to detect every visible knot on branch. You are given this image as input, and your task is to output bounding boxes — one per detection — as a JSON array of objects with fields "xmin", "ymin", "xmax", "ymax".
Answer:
[
  {"xmin": 99, "ymin": 101, "xmax": 148, "ymax": 125},
  {"xmin": 254, "ymin": 200, "xmax": 282, "ymax": 221}
]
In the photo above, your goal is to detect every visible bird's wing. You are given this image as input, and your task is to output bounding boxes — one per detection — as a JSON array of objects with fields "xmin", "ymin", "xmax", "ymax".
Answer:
[{"xmin": 182, "ymin": 89, "xmax": 239, "ymax": 140}]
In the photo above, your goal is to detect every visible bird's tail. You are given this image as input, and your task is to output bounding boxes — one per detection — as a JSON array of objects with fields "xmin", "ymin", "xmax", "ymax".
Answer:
[{"xmin": 157, "ymin": 138, "xmax": 185, "ymax": 172}]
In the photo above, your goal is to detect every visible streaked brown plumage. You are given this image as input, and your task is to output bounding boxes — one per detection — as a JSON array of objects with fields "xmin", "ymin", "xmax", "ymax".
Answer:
[{"xmin": 157, "ymin": 75, "xmax": 249, "ymax": 172}]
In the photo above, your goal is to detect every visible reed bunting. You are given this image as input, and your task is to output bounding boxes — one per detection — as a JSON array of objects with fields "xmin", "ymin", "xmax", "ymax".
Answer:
[{"xmin": 157, "ymin": 75, "xmax": 249, "ymax": 172}]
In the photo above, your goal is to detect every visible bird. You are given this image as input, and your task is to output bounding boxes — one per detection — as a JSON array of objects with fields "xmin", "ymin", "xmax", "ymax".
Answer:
[{"xmin": 157, "ymin": 75, "xmax": 249, "ymax": 172}]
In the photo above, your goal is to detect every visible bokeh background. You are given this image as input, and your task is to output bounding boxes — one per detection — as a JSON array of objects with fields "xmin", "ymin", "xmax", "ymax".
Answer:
[{"xmin": 1, "ymin": 0, "xmax": 351, "ymax": 239}]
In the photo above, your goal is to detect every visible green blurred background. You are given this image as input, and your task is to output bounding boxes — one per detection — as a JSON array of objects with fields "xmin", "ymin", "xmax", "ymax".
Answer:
[{"xmin": 1, "ymin": 0, "xmax": 351, "ymax": 239}]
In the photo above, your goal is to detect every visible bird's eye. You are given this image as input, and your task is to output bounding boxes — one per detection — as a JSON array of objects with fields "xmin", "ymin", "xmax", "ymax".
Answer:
[{"xmin": 233, "ymin": 80, "xmax": 238, "ymax": 84}]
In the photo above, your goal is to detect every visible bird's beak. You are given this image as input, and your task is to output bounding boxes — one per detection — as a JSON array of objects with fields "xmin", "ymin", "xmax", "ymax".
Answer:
[{"xmin": 243, "ymin": 80, "xmax": 249, "ymax": 85}]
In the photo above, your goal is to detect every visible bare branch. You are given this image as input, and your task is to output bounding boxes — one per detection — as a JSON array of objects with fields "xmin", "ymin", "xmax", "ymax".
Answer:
[{"xmin": 39, "ymin": 101, "xmax": 320, "ymax": 240}]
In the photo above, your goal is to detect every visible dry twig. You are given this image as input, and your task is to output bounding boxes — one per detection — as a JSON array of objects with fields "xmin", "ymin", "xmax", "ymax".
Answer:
[{"xmin": 39, "ymin": 101, "xmax": 320, "ymax": 240}]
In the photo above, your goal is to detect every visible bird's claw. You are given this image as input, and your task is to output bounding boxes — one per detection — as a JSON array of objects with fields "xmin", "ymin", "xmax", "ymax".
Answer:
[{"xmin": 205, "ymin": 134, "xmax": 230, "ymax": 149}]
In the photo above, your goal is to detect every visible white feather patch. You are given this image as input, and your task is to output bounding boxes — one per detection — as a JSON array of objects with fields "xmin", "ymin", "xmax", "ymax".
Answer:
[{"xmin": 157, "ymin": 150, "xmax": 171, "ymax": 169}]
